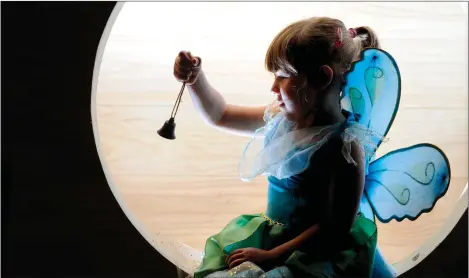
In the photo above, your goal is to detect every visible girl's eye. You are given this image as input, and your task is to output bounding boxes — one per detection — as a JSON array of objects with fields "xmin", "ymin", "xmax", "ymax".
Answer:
[{"xmin": 274, "ymin": 70, "xmax": 290, "ymax": 79}]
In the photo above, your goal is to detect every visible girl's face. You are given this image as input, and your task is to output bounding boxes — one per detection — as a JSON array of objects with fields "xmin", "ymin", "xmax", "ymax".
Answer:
[{"xmin": 271, "ymin": 70, "xmax": 316, "ymax": 122}]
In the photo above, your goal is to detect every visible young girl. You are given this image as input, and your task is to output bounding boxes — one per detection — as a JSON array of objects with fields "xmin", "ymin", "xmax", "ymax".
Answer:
[{"xmin": 174, "ymin": 17, "xmax": 381, "ymax": 278}]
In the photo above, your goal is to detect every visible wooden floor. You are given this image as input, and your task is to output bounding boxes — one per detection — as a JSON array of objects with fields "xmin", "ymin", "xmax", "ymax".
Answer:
[{"xmin": 94, "ymin": 2, "xmax": 468, "ymax": 275}]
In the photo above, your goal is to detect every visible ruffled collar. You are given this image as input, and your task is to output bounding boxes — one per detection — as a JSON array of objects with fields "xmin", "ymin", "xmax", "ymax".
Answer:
[{"xmin": 238, "ymin": 105, "xmax": 382, "ymax": 182}]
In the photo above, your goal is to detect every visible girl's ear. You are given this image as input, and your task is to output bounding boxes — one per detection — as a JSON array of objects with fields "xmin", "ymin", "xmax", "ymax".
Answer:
[{"xmin": 317, "ymin": 65, "xmax": 334, "ymax": 90}]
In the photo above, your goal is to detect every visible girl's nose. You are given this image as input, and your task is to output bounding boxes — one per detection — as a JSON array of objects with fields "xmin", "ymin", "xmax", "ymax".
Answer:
[{"xmin": 271, "ymin": 80, "xmax": 280, "ymax": 95}]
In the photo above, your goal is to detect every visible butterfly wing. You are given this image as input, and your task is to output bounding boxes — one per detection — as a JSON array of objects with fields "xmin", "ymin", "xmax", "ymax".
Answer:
[
  {"xmin": 372, "ymin": 247, "xmax": 398, "ymax": 278},
  {"xmin": 344, "ymin": 49, "xmax": 448, "ymax": 276},
  {"xmin": 341, "ymin": 48, "xmax": 401, "ymax": 155},
  {"xmin": 365, "ymin": 143, "xmax": 451, "ymax": 223},
  {"xmin": 360, "ymin": 194, "xmax": 376, "ymax": 222}
]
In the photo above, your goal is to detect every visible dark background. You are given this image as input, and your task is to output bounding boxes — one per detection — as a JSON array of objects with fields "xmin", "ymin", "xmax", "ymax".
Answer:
[{"xmin": 2, "ymin": 2, "xmax": 467, "ymax": 277}]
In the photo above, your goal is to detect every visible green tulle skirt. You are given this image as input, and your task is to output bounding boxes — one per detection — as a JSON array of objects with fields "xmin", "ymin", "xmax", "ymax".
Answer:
[{"xmin": 193, "ymin": 213, "xmax": 377, "ymax": 278}]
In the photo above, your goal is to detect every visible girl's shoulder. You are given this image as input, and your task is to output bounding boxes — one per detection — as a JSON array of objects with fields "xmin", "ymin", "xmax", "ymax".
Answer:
[
  {"xmin": 336, "ymin": 110, "xmax": 384, "ymax": 172},
  {"xmin": 307, "ymin": 111, "xmax": 381, "ymax": 172}
]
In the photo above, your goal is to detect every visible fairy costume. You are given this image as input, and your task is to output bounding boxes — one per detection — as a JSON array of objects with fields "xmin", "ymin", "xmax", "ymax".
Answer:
[{"xmin": 193, "ymin": 49, "xmax": 451, "ymax": 278}]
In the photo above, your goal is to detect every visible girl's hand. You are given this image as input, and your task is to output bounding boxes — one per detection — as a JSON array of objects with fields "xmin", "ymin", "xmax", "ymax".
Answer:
[
  {"xmin": 226, "ymin": 248, "xmax": 276, "ymax": 269},
  {"xmin": 173, "ymin": 50, "xmax": 201, "ymax": 85}
]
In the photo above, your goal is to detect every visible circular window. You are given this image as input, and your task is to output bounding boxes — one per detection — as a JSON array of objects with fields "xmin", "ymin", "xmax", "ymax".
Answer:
[{"xmin": 92, "ymin": 2, "xmax": 468, "ymax": 276}]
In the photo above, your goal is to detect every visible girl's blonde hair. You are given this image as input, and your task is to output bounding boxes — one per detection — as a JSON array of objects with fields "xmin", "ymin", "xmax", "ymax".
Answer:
[{"xmin": 265, "ymin": 17, "xmax": 379, "ymax": 87}]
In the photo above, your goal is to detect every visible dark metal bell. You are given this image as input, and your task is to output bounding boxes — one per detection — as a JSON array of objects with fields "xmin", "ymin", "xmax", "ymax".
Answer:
[
  {"xmin": 158, "ymin": 82, "xmax": 186, "ymax": 140},
  {"xmin": 157, "ymin": 117, "xmax": 176, "ymax": 140}
]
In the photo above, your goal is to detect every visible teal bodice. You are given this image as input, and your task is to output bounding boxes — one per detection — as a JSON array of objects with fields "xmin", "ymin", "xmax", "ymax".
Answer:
[
  {"xmin": 263, "ymin": 112, "xmax": 357, "ymax": 233},
  {"xmin": 265, "ymin": 175, "xmax": 312, "ymax": 229},
  {"xmin": 265, "ymin": 160, "xmax": 330, "ymax": 233}
]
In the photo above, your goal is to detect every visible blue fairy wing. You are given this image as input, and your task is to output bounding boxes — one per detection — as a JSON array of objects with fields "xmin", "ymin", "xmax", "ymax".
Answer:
[
  {"xmin": 365, "ymin": 143, "xmax": 451, "ymax": 223},
  {"xmin": 341, "ymin": 48, "xmax": 401, "ymax": 154},
  {"xmin": 360, "ymin": 194, "xmax": 375, "ymax": 223},
  {"xmin": 372, "ymin": 247, "xmax": 398, "ymax": 278}
]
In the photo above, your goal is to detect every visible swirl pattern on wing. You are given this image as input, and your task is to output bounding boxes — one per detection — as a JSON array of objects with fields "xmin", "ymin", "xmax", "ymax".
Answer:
[
  {"xmin": 365, "ymin": 144, "xmax": 451, "ymax": 223},
  {"xmin": 365, "ymin": 66, "xmax": 384, "ymax": 106}
]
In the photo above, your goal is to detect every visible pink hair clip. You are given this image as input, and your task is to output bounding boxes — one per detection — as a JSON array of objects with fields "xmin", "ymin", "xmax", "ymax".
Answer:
[
  {"xmin": 334, "ymin": 27, "xmax": 343, "ymax": 48},
  {"xmin": 348, "ymin": 28, "xmax": 358, "ymax": 38}
]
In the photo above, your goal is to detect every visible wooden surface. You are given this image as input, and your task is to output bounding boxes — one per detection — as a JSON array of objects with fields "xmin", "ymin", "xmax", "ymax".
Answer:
[{"xmin": 94, "ymin": 2, "xmax": 468, "ymax": 275}]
